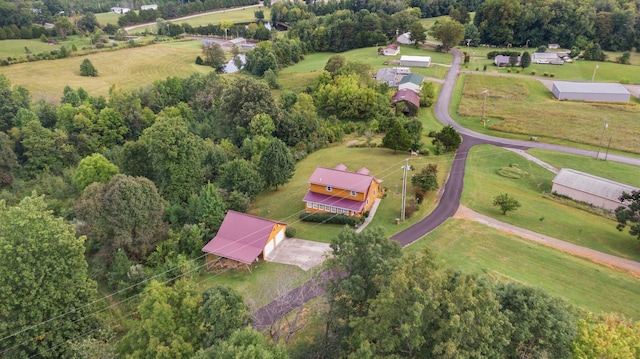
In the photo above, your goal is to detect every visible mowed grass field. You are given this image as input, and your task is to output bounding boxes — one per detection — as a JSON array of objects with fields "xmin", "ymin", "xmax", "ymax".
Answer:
[
  {"xmin": 0, "ymin": 40, "xmax": 211, "ymax": 101},
  {"xmin": 250, "ymin": 143, "xmax": 454, "ymax": 243},
  {"xmin": 0, "ymin": 37, "xmax": 97, "ymax": 59},
  {"xmin": 458, "ymin": 43, "xmax": 640, "ymax": 81},
  {"xmin": 461, "ymin": 145, "xmax": 640, "ymax": 262},
  {"xmin": 407, "ymin": 219, "xmax": 640, "ymax": 319},
  {"xmin": 278, "ymin": 46, "xmax": 452, "ymax": 93},
  {"xmin": 455, "ymin": 74, "xmax": 640, "ymax": 154}
]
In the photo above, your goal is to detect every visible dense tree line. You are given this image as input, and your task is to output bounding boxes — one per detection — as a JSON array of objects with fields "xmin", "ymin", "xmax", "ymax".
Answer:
[{"xmin": 474, "ymin": 0, "xmax": 640, "ymax": 51}]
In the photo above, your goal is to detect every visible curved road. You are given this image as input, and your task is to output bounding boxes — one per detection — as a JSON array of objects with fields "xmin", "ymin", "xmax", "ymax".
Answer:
[
  {"xmin": 254, "ymin": 47, "xmax": 640, "ymax": 326},
  {"xmin": 391, "ymin": 48, "xmax": 640, "ymax": 245}
]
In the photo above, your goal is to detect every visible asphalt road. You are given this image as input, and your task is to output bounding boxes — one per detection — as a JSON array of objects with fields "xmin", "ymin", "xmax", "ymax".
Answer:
[
  {"xmin": 391, "ymin": 48, "xmax": 640, "ymax": 246},
  {"xmin": 255, "ymin": 47, "xmax": 640, "ymax": 325}
]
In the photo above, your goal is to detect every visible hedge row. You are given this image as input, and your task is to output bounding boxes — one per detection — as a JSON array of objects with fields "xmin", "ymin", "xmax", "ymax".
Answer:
[
  {"xmin": 487, "ymin": 51, "xmax": 521, "ymax": 59},
  {"xmin": 299, "ymin": 212, "xmax": 365, "ymax": 226}
]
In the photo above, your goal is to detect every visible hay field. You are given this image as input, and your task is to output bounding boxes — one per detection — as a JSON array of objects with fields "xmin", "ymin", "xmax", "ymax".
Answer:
[
  {"xmin": 0, "ymin": 41, "xmax": 211, "ymax": 101},
  {"xmin": 457, "ymin": 74, "xmax": 640, "ymax": 154}
]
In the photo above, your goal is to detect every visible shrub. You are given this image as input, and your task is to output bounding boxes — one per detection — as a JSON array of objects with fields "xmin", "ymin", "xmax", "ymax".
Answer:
[
  {"xmin": 620, "ymin": 78, "xmax": 630, "ymax": 84},
  {"xmin": 550, "ymin": 73, "xmax": 555, "ymax": 77},
  {"xmin": 299, "ymin": 212, "xmax": 364, "ymax": 227},
  {"xmin": 285, "ymin": 227, "xmax": 297, "ymax": 238},
  {"xmin": 80, "ymin": 58, "xmax": 98, "ymax": 76},
  {"xmin": 507, "ymin": 68, "xmax": 511, "ymax": 73},
  {"xmin": 195, "ymin": 56, "xmax": 204, "ymax": 65},
  {"xmin": 531, "ymin": 70, "xmax": 536, "ymax": 75},
  {"xmin": 483, "ymin": 64, "xmax": 487, "ymax": 71},
  {"xmin": 428, "ymin": 130, "xmax": 437, "ymax": 137},
  {"xmin": 543, "ymin": 72, "xmax": 549, "ymax": 77}
]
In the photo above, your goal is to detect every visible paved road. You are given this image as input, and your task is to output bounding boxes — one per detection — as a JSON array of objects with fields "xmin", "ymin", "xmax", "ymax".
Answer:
[{"xmin": 254, "ymin": 47, "xmax": 640, "ymax": 326}]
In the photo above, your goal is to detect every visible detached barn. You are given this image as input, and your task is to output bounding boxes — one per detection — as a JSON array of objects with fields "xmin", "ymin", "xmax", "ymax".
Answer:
[
  {"xmin": 202, "ymin": 211, "xmax": 286, "ymax": 270},
  {"xmin": 399, "ymin": 55, "xmax": 431, "ymax": 68},
  {"xmin": 552, "ymin": 81, "xmax": 630, "ymax": 102},
  {"xmin": 551, "ymin": 168, "xmax": 638, "ymax": 211}
]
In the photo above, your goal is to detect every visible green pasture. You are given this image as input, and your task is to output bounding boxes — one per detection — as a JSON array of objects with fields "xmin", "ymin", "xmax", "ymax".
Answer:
[
  {"xmin": 96, "ymin": 11, "xmax": 122, "ymax": 26},
  {"xmin": 527, "ymin": 149, "xmax": 640, "ymax": 187},
  {"xmin": 461, "ymin": 145, "xmax": 640, "ymax": 261},
  {"xmin": 454, "ymin": 74, "xmax": 640, "ymax": 154},
  {"xmin": 0, "ymin": 37, "xmax": 95, "ymax": 59},
  {"xmin": 126, "ymin": 6, "xmax": 267, "ymax": 34},
  {"xmin": 0, "ymin": 40, "xmax": 211, "ymax": 101},
  {"xmin": 278, "ymin": 46, "xmax": 452, "ymax": 93},
  {"xmin": 407, "ymin": 219, "xmax": 640, "ymax": 319},
  {"xmin": 458, "ymin": 45, "xmax": 640, "ymax": 83}
]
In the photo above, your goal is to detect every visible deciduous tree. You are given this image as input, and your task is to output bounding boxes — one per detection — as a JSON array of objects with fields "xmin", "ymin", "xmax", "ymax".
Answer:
[
  {"xmin": 382, "ymin": 117, "xmax": 411, "ymax": 153},
  {"xmin": 493, "ymin": 193, "xmax": 521, "ymax": 215},
  {"xmin": 432, "ymin": 125, "xmax": 461, "ymax": 153},
  {"xmin": 258, "ymin": 138, "xmax": 295, "ymax": 190},
  {"xmin": 408, "ymin": 21, "xmax": 426, "ymax": 46},
  {"xmin": 615, "ymin": 190, "xmax": 640, "ymax": 240},
  {"xmin": 430, "ymin": 18, "xmax": 465, "ymax": 51},
  {"xmin": 72, "ymin": 153, "xmax": 119, "ymax": 191},
  {"xmin": 572, "ymin": 313, "xmax": 640, "ymax": 358},
  {"xmin": 200, "ymin": 286, "xmax": 251, "ymax": 348},
  {"xmin": 80, "ymin": 58, "xmax": 98, "ymax": 77},
  {"xmin": 218, "ymin": 158, "xmax": 264, "ymax": 198},
  {"xmin": 194, "ymin": 327, "xmax": 289, "ymax": 359},
  {"xmin": 201, "ymin": 42, "xmax": 226, "ymax": 72},
  {"xmin": 0, "ymin": 194, "xmax": 97, "ymax": 358},
  {"xmin": 0, "ymin": 131, "xmax": 18, "ymax": 188}
]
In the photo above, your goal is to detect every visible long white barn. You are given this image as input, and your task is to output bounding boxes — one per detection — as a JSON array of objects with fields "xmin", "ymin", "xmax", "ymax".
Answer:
[{"xmin": 551, "ymin": 168, "xmax": 637, "ymax": 211}]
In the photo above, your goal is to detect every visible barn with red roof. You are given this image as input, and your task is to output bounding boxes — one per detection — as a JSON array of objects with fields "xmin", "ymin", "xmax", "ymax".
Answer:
[{"xmin": 202, "ymin": 211, "xmax": 287, "ymax": 270}]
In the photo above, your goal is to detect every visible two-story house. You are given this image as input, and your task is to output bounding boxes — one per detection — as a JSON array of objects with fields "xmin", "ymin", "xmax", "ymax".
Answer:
[{"xmin": 303, "ymin": 164, "xmax": 382, "ymax": 217}]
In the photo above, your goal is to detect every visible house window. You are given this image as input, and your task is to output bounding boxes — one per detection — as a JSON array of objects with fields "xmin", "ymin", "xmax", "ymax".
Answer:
[
  {"xmin": 319, "ymin": 204, "xmax": 324, "ymax": 211},
  {"xmin": 307, "ymin": 202, "xmax": 312, "ymax": 208},
  {"xmin": 331, "ymin": 206, "xmax": 336, "ymax": 213},
  {"xmin": 326, "ymin": 186, "xmax": 333, "ymax": 192},
  {"xmin": 373, "ymin": 189, "xmax": 377, "ymax": 195},
  {"xmin": 366, "ymin": 199, "xmax": 370, "ymax": 205},
  {"xmin": 313, "ymin": 203, "xmax": 318, "ymax": 209},
  {"xmin": 350, "ymin": 190, "xmax": 356, "ymax": 196},
  {"xmin": 337, "ymin": 208, "xmax": 343, "ymax": 214}
]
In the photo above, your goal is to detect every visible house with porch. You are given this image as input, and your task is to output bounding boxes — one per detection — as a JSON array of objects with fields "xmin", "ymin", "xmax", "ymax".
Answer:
[
  {"xmin": 202, "ymin": 211, "xmax": 286, "ymax": 270},
  {"xmin": 382, "ymin": 44, "xmax": 400, "ymax": 56},
  {"xmin": 303, "ymin": 164, "xmax": 382, "ymax": 217},
  {"xmin": 398, "ymin": 73, "xmax": 424, "ymax": 93}
]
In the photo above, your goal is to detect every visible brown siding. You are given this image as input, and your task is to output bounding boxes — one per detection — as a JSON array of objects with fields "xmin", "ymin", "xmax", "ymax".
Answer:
[{"xmin": 309, "ymin": 183, "xmax": 365, "ymax": 201}]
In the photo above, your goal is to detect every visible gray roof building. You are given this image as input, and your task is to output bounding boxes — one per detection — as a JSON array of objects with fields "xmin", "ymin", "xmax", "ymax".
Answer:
[
  {"xmin": 375, "ymin": 67, "xmax": 410, "ymax": 87},
  {"xmin": 552, "ymin": 81, "xmax": 630, "ymax": 102},
  {"xmin": 551, "ymin": 168, "xmax": 638, "ymax": 210}
]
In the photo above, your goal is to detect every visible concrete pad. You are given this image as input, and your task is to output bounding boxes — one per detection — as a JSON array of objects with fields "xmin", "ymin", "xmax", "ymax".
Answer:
[{"xmin": 265, "ymin": 238, "xmax": 331, "ymax": 271}]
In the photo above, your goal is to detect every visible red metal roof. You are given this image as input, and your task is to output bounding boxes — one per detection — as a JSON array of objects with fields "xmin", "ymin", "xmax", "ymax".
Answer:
[
  {"xmin": 302, "ymin": 191, "xmax": 366, "ymax": 212},
  {"xmin": 392, "ymin": 89, "xmax": 420, "ymax": 108},
  {"xmin": 202, "ymin": 211, "xmax": 284, "ymax": 264},
  {"xmin": 308, "ymin": 166, "xmax": 377, "ymax": 193}
]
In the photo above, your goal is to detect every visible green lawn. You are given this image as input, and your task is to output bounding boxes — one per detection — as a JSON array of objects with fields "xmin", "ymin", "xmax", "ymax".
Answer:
[
  {"xmin": 0, "ymin": 37, "xmax": 97, "ymax": 59},
  {"xmin": 96, "ymin": 11, "xmax": 122, "ymax": 26},
  {"xmin": 461, "ymin": 145, "xmax": 640, "ymax": 261},
  {"xmin": 406, "ymin": 219, "xmax": 640, "ymax": 319},
  {"xmin": 457, "ymin": 45, "xmax": 640, "ymax": 83},
  {"xmin": 527, "ymin": 148, "xmax": 640, "ymax": 187},
  {"xmin": 453, "ymin": 74, "xmax": 640, "ymax": 154},
  {"xmin": 278, "ymin": 46, "xmax": 452, "ymax": 93}
]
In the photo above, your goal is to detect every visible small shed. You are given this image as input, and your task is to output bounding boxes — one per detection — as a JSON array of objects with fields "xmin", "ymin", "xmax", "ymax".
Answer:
[
  {"xmin": 383, "ymin": 44, "xmax": 400, "ymax": 56},
  {"xmin": 494, "ymin": 55, "xmax": 520, "ymax": 67},
  {"xmin": 202, "ymin": 211, "xmax": 287, "ymax": 270},
  {"xmin": 141, "ymin": 4, "xmax": 157, "ymax": 10},
  {"xmin": 110, "ymin": 7, "xmax": 130, "ymax": 14},
  {"xmin": 551, "ymin": 168, "xmax": 638, "ymax": 211},
  {"xmin": 399, "ymin": 55, "xmax": 431, "ymax": 68},
  {"xmin": 398, "ymin": 73, "xmax": 424, "ymax": 93},
  {"xmin": 551, "ymin": 81, "xmax": 630, "ymax": 102},
  {"xmin": 392, "ymin": 89, "xmax": 420, "ymax": 116}
]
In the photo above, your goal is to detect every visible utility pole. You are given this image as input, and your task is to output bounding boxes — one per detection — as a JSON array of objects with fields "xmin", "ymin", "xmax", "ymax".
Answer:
[
  {"xmin": 604, "ymin": 136, "xmax": 612, "ymax": 161},
  {"xmin": 595, "ymin": 121, "xmax": 608, "ymax": 160},
  {"xmin": 481, "ymin": 89, "xmax": 488, "ymax": 127},
  {"xmin": 591, "ymin": 64, "xmax": 599, "ymax": 82},
  {"xmin": 401, "ymin": 158, "xmax": 409, "ymax": 221}
]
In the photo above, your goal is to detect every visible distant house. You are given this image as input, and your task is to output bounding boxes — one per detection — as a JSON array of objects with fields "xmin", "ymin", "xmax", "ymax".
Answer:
[
  {"xmin": 548, "ymin": 43, "xmax": 560, "ymax": 49},
  {"xmin": 382, "ymin": 44, "xmax": 400, "ymax": 56},
  {"xmin": 110, "ymin": 7, "xmax": 130, "ymax": 14},
  {"xmin": 141, "ymin": 4, "xmax": 158, "ymax": 10},
  {"xmin": 494, "ymin": 55, "xmax": 521, "ymax": 67},
  {"xmin": 397, "ymin": 32, "xmax": 412, "ymax": 45},
  {"xmin": 399, "ymin": 55, "xmax": 431, "ymax": 68},
  {"xmin": 202, "ymin": 211, "xmax": 287, "ymax": 269},
  {"xmin": 392, "ymin": 89, "xmax": 420, "ymax": 116},
  {"xmin": 551, "ymin": 168, "xmax": 638, "ymax": 211},
  {"xmin": 551, "ymin": 81, "xmax": 630, "ymax": 102},
  {"xmin": 375, "ymin": 67, "xmax": 410, "ymax": 87},
  {"xmin": 303, "ymin": 165, "xmax": 382, "ymax": 217},
  {"xmin": 532, "ymin": 52, "xmax": 563, "ymax": 64},
  {"xmin": 398, "ymin": 73, "xmax": 424, "ymax": 93}
]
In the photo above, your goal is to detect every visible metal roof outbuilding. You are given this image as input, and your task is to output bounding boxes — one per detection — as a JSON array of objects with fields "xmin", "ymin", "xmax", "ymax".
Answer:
[{"xmin": 552, "ymin": 81, "xmax": 630, "ymax": 102}]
